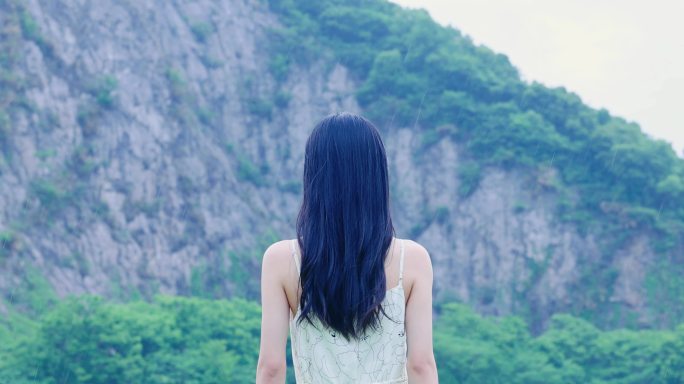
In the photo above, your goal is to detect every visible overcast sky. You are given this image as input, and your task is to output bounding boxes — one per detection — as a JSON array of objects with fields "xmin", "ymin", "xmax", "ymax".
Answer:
[{"xmin": 391, "ymin": 0, "xmax": 684, "ymax": 158}]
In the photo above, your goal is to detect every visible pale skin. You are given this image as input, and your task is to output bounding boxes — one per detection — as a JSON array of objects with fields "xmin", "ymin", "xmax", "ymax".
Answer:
[{"xmin": 256, "ymin": 237, "xmax": 439, "ymax": 383}]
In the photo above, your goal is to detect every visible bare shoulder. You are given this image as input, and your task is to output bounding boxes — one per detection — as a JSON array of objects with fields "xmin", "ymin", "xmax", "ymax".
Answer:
[
  {"xmin": 402, "ymin": 239, "xmax": 433, "ymax": 273},
  {"xmin": 401, "ymin": 239, "xmax": 433, "ymax": 303},
  {"xmin": 261, "ymin": 239, "xmax": 296, "ymax": 274},
  {"xmin": 264, "ymin": 239, "xmax": 294, "ymax": 256}
]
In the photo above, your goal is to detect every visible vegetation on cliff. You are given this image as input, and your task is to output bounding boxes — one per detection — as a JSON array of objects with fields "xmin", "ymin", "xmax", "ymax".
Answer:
[{"xmin": 264, "ymin": 0, "xmax": 684, "ymax": 325}]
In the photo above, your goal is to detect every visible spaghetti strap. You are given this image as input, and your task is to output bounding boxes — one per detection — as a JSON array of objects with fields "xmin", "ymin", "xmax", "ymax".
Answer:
[
  {"xmin": 290, "ymin": 239, "xmax": 300, "ymax": 273},
  {"xmin": 398, "ymin": 238, "xmax": 405, "ymax": 282}
]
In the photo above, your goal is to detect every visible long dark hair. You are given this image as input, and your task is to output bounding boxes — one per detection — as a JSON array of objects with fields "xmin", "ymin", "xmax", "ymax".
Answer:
[{"xmin": 295, "ymin": 112, "xmax": 396, "ymax": 341}]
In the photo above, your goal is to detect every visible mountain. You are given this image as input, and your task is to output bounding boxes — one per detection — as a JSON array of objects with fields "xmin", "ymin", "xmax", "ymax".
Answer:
[{"xmin": 1, "ymin": 0, "xmax": 683, "ymax": 332}]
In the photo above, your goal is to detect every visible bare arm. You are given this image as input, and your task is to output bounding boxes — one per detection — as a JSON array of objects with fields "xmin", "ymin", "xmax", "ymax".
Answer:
[
  {"xmin": 256, "ymin": 242, "xmax": 290, "ymax": 383},
  {"xmin": 405, "ymin": 241, "xmax": 439, "ymax": 383}
]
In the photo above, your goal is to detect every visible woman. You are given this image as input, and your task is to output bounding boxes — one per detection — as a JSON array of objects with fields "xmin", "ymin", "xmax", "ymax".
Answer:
[{"xmin": 256, "ymin": 112, "xmax": 438, "ymax": 383}]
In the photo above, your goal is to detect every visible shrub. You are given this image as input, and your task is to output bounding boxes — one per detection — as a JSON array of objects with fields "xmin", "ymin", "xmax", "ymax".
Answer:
[
  {"xmin": 236, "ymin": 155, "xmax": 265, "ymax": 186},
  {"xmin": 246, "ymin": 97, "xmax": 273, "ymax": 119},
  {"xmin": 190, "ymin": 21, "xmax": 214, "ymax": 42},
  {"xmin": 458, "ymin": 161, "xmax": 482, "ymax": 198}
]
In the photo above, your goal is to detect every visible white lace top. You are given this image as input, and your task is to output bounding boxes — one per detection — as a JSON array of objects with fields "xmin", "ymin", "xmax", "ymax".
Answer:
[{"xmin": 288, "ymin": 238, "xmax": 408, "ymax": 383}]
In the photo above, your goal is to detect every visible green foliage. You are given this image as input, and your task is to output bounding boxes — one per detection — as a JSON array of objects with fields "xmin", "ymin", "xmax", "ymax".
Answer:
[
  {"xmin": 28, "ymin": 178, "xmax": 73, "ymax": 220},
  {"xmin": 164, "ymin": 67, "xmax": 213, "ymax": 132},
  {"xmin": 3, "ymin": 266, "xmax": 58, "ymax": 316},
  {"xmin": 89, "ymin": 75, "xmax": 118, "ymax": 108},
  {"xmin": 269, "ymin": 53, "xmax": 291, "ymax": 82},
  {"xmin": 408, "ymin": 206, "xmax": 451, "ymax": 237},
  {"xmin": 266, "ymin": 0, "xmax": 684, "ymax": 231},
  {"xmin": 66, "ymin": 250, "xmax": 90, "ymax": 276},
  {"xmin": 77, "ymin": 75, "xmax": 119, "ymax": 136},
  {"xmin": 0, "ymin": 303, "xmax": 39, "ymax": 383},
  {"xmin": 190, "ymin": 21, "xmax": 214, "ymax": 43},
  {"xmin": 67, "ymin": 143, "xmax": 99, "ymax": 177},
  {"xmin": 279, "ymin": 180, "xmax": 301, "ymax": 194},
  {"xmin": 187, "ymin": 229, "xmax": 279, "ymax": 300},
  {"xmin": 357, "ymin": 49, "xmax": 424, "ymax": 126},
  {"xmin": 18, "ymin": 8, "xmax": 53, "ymax": 55},
  {"xmin": 656, "ymin": 173, "xmax": 684, "ymax": 201},
  {"xmin": 265, "ymin": 0, "xmax": 684, "ymax": 326},
  {"xmin": 435, "ymin": 303, "xmax": 678, "ymax": 383},
  {"xmin": 166, "ymin": 68, "xmax": 185, "ymax": 91},
  {"xmin": 76, "ymin": 103, "xmax": 100, "ymax": 137},
  {"xmin": 645, "ymin": 261, "xmax": 684, "ymax": 326},
  {"xmin": 1, "ymin": 295, "xmax": 682, "ymax": 383},
  {"xmin": 190, "ymin": 264, "xmax": 210, "ymax": 298},
  {"xmin": 513, "ymin": 200, "xmax": 528, "ymax": 213},
  {"xmin": 246, "ymin": 97, "xmax": 274, "ymax": 119},
  {"xmin": 200, "ymin": 53, "xmax": 223, "ymax": 69},
  {"xmin": 0, "ymin": 295, "xmax": 260, "ymax": 384},
  {"xmin": 420, "ymin": 130, "xmax": 439, "ymax": 148},
  {"xmin": 457, "ymin": 161, "xmax": 481, "ymax": 198},
  {"xmin": 195, "ymin": 106, "xmax": 214, "ymax": 125},
  {"xmin": 470, "ymin": 109, "xmax": 571, "ymax": 168},
  {"xmin": 236, "ymin": 153, "xmax": 266, "ymax": 186},
  {"xmin": 264, "ymin": 1, "xmax": 333, "ymax": 67},
  {"xmin": 274, "ymin": 90, "xmax": 292, "ymax": 108},
  {"xmin": 34, "ymin": 147, "xmax": 56, "ymax": 161},
  {"xmin": 0, "ymin": 229, "xmax": 18, "ymax": 262},
  {"xmin": 21, "ymin": 168, "xmax": 95, "ymax": 230},
  {"xmin": 522, "ymin": 248, "xmax": 554, "ymax": 306},
  {"xmin": 660, "ymin": 325, "xmax": 684, "ymax": 382},
  {"xmin": 433, "ymin": 205, "xmax": 449, "ymax": 224},
  {"xmin": 319, "ymin": 6, "xmax": 390, "ymax": 44},
  {"xmin": 0, "ymin": 110, "xmax": 10, "ymax": 149},
  {"xmin": 185, "ymin": 245, "xmax": 242, "ymax": 301},
  {"xmin": 18, "ymin": 10, "xmax": 40, "ymax": 40}
]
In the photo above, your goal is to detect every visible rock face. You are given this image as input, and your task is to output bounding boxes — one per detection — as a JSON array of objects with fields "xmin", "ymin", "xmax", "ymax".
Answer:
[
  {"xmin": 0, "ymin": 0, "xmax": 678, "ymax": 330},
  {"xmin": 386, "ymin": 130, "xmax": 665, "ymax": 329}
]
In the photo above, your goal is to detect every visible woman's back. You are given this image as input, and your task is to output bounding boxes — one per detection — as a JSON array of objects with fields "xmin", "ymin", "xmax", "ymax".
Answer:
[
  {"xmin": 288, "ymin": 238, "xmax": 408, "ymax": 383},
  {"xmin": 256, "ymin": 113, "xmax": 437, "ymax": 383}
]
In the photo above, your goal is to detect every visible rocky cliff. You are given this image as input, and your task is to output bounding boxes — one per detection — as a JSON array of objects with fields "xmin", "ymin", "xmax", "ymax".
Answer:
[{"xmin": 0, "ymin": 0, "xmax": 681, "ymax": 331}]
